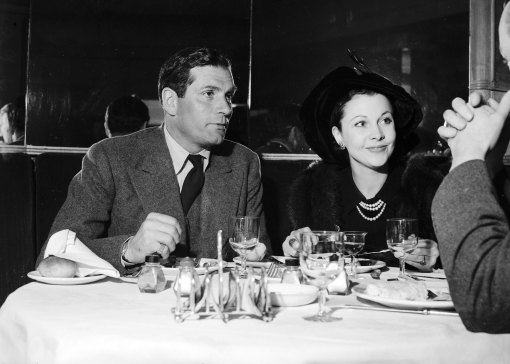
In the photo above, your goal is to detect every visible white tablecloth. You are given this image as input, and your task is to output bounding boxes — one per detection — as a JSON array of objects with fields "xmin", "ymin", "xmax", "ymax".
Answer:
[{"xmin": 1, "ymin": 268, "xmax": 509, "ymax": 364}]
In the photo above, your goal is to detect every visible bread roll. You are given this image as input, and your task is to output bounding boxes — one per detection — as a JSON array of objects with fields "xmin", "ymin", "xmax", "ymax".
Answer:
[
  {"xmin": 365, "ymin": 280, "xmax": 428, "ymax": 301},
  {"xmin": 37, "ymin": 256, "xmax": 78, "ymax": 278}
]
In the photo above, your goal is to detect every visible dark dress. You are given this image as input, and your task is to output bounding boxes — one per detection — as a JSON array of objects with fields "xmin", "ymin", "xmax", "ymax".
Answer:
[{"xmin": 288, "ymin": 153, "xmax": 450, "ymax": 265}]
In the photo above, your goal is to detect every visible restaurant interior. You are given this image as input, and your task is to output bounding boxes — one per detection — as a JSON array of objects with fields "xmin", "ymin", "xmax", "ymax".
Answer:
[
  {"xmin": 2, "ymin": 0, "xmax": 510, "ymax": 362},
  {"xmin": 0, "ymin": 0, "xmax": 503, "ymax": 318}
]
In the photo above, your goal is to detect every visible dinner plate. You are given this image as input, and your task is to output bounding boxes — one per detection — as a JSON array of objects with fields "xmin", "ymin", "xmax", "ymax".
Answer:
[
  {"xmin": 352, "ymin": 285, "xmax": 454, "ymax": 310},
  {"xmin": 346, "ymin": 258, "xmax": 386, "ymax": 274},
  {"xmin": 27, "ymin": 271, "xmax": 106, "ymax": 285}
]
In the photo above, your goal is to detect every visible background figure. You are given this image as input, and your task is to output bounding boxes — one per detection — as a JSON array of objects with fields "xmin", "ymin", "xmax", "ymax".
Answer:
[
  {"xmin": 0, "ymin": 98, "xmax": 25, "ymax": 145},
  {"xmin": 104, "ymin": 95, "xmax": 150, "ymax": 138}
]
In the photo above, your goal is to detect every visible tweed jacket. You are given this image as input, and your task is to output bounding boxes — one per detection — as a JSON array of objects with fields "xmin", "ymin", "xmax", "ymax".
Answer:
[
  {"xmin": 432, "ymin": 160, "xmax": 510, "ymax": 333},
  {"xmin": 36, "ymin": 126, "xmax": 269, "ymax": 272}
]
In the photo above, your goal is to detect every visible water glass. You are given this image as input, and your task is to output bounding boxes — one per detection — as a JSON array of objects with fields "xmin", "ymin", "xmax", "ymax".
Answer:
[
  {"xmin": 386, "ymin": 218, "xmax": 419, "ymax": 279},
  {"xmin": 229, "ymin": 216, "xmax": 260, "ymax": 277},
  {"xmin": 298, "ymin": 230, "xmax": 343, "ymax": 322},
  {"xmin": 343, "ymin": 231, "xmax": 367, "ymax": 279}
]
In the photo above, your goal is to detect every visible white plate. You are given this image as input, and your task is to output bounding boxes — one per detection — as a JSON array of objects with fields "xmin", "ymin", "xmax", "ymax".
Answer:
[
  {"xmin": 27, "ymin": 271, "xmax": 106, "ymax": 285},
  {"xmin": 268, "ymin": 283, "xmax": 318, "ymax": 307},
  {"xmin": 346, "ymin": 258, "xmax": 386, "ymax": 274},
  {"xmin": 353, "ymin": 285, "xmax": 454, "ymax": 310}
]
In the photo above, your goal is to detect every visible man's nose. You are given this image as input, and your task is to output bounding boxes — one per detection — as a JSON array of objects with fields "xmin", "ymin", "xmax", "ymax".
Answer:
[{"xmin": 217, "ymin": 96, "xmax": 233, "ymax": 116}]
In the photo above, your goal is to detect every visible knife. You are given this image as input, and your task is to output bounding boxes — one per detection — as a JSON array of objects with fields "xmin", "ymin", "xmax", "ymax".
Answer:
[{"xmin": 334, "ymin": 304, "xmax": 459, "ymax": 317}]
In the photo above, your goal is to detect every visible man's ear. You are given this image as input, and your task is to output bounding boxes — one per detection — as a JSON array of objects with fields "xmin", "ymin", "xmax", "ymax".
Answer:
[{"xmin": 161, "ymin": 87, "xmax": 178, "ymax": 116}]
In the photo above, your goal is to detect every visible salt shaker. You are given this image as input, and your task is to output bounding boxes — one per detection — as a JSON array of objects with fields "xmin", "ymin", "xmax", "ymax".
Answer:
[
  {"xmin": 138, "ymin": 254, "xmax": 166, "ymax": 293},
  {"xmin": 173, "ymin": 257, "xmax": 201, "ymax": 298},
  {"xmin": 280, "ymin": 259, "xmax": 303, "ymax": 284}
]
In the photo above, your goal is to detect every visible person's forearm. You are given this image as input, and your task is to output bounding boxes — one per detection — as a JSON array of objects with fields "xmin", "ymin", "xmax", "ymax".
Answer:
[{"xmin": 432, "ymin": 160, "xmax": 510, "ymax": 332}]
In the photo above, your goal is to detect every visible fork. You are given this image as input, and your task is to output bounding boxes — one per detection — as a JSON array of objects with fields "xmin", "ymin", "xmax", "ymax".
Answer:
[{"xmin": 266, "ymin": 262, "xmax": 283, "ymax": 279}]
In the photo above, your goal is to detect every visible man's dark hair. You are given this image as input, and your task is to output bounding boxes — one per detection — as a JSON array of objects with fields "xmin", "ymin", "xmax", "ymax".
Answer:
[
  {"xmin": 157, "ymin": 47, "xmax": 232, "ymax": 100},
  {"xmin": 1, "ymin": 97, "xmax": 25, "ymax": 134},
  {"xmin": 105, "ymin": 95, "xmax": 150, "ymax": 135}
]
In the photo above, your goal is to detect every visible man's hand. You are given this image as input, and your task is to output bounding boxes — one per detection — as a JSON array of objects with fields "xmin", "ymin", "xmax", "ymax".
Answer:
[
  {"xmin": 440, "ymin": 91, "xmax": 510, "ymax": 170},
  {"xmin": 438, "ymin": 92, "xmax": 483, "ymax": 141},
  {"xmin": 124, "ymin": 212, "xmax": 182, "ymax": 263}
]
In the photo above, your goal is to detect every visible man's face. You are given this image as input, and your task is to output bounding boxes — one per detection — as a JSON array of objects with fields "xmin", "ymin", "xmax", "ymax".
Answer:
[
  {"xmin": 499, "ymin": 17, "xmax": 510, "ymax": 71},
  {"xmin": 169, "ymin": 65, "xmax": 236, "ymax": 153}
]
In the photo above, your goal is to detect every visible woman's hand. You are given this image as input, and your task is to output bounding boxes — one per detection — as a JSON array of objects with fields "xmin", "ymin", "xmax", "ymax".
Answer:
[
  {"xmin": 282, "ymin": 227, "xmax": 312, "ymax": 257},
  {"xmin": 401, "ymin": 239, "xmax": 440, "ymax": 272}
]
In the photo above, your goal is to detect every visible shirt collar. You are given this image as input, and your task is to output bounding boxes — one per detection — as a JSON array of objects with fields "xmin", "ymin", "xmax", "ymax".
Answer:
[{"xmin": 163, "ymin": 123, "xmax": 210, "ymax": 174}]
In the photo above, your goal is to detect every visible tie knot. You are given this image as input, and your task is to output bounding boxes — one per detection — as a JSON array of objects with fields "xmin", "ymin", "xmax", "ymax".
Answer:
[{"xmin": 188, "ymin": 154, "xmax": 203, "ymax": 169}]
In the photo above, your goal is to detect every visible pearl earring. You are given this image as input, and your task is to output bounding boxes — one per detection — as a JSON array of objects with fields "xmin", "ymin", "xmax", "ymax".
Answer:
[{"xmin": 339, "ymin": 142, "xmax": 346, "ymax": 150}]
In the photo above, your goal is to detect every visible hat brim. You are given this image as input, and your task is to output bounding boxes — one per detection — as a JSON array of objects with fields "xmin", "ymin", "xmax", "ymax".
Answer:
[{"xmin": 300, "ymin": 67, "xmax": 422, "ymax": 163}]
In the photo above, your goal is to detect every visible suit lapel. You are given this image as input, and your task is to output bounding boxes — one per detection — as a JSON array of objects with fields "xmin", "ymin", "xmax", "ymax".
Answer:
[{"xmin": 128, "ymin": 127, "xmax": 186, "ymax": 241}]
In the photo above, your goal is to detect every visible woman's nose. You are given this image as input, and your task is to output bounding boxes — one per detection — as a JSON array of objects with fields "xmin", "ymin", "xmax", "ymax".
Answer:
[{"xmin": 371, "ymin": 125, "xmax": 385, "ymax": 140}]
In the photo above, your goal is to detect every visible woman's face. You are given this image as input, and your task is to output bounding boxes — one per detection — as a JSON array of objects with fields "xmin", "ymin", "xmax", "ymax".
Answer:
[{"xmin": 332, "ymin": 93, "xmax": 396, "ymax": 172}]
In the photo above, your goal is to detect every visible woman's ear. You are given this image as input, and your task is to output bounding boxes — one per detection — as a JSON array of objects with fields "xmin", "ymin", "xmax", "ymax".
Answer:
[
  {"xmin": 161, "ymin": 87, "xmax": 178, "ymax": 116},
  {"xmin": 332, "ymin": 126, "xmax": 345, "ymax": 149}
]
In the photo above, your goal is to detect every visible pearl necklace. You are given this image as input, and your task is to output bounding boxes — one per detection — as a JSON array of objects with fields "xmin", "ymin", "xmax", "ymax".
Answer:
[{"xmin": 356, "ymin": 199, "xmax": 386, "ymax": 221}]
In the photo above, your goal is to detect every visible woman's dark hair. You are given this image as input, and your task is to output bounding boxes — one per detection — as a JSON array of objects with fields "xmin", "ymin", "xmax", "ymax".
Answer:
[{"xmin": 157, "ymin": 47, "xmax": 232, "ymax": 100}]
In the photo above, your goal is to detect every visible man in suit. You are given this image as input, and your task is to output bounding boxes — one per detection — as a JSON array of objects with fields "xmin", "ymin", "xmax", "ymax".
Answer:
[
  {"xmin": 431, "ymin": 2, "xmax": 510, "ymax": 333},
  {"xmin": 37, "ymin": 47, "xmax": 268, "ymax": 272}
]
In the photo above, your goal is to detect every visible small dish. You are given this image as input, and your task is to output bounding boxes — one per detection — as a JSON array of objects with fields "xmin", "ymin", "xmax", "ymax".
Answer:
[
  {"xmin": 27, "ymin": 271, "xmax": 106, "ymax": 285},
  {"xmin": 268, "ymin": 283, "xmax": 318, "ymax": 307}
]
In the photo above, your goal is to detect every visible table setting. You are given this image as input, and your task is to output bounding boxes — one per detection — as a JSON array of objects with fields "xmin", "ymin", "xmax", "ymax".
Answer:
[{"xmin": 2, "ymin": 222, "xmax": 510, "ymax": 363}]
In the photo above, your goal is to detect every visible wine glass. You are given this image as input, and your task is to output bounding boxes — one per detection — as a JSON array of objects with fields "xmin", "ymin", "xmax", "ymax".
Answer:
[
  {"xmin": 386, "ymin": 218, "xmax": 419, "ymax": 279},
  {"xmin": 229, "ymin": 216, "xmax": 260, "ymax": 277},
  {"xmin": 342, "ymin": 231, "xmax": 367, "ymax": 279},
  {"xmin": 298, "ymin": 230, "xmax": 343, "ymax": 322}
]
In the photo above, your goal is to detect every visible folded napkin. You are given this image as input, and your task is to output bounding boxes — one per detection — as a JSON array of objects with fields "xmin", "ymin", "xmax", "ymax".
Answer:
[{"xmin": 44, "ymin": 230, "xmax": 120, "ymax": 278}]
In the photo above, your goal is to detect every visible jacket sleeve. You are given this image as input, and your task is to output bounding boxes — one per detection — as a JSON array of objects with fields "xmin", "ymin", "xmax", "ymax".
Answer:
[
  {"xmin": 431, "ymin": 160, "xmax": 510, "ymax": 333},
  {"xmin": 36, "ymin": 143, "xmax": 131, "ymax": 273}
]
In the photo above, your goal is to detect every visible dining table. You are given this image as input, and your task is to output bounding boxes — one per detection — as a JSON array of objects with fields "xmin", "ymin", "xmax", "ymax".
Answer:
[{"xmin": 1, "ymin": 266, "xmax": 509, "ymax": 364}]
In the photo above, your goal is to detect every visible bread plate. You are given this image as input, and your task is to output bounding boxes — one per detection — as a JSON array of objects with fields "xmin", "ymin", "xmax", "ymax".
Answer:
[
  {"xmin": 27, "ymin": 271, "xmax": 106, "ymax": 285},
  {"xmin": 268, "ymin": 283, "xmax": 318, "ymax": 307},
  {"xmin": 353, "ymin": 284, "xmax": 454, "ymax": 310}
]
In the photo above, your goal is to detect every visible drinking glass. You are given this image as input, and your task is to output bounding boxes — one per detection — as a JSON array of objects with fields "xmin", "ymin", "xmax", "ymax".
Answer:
[
  {"xmin": 386, "ymin": 218, "xmax": 419, "ymax": 279},
  {"xmin": 229, "ymin": 216, "xmax": 260, "ymax": 277},
  {"xmin": 342, "ymin": 231, "xmax": 367, "ymax": 279},
  {"xmin": 298, "ymin": 230, "xmax": 343, "ymax": 322}
]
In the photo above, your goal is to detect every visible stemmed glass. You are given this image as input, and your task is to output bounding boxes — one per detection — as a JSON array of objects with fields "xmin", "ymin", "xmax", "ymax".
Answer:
[
  {"xmin": 386, "ymin": 218, "xmax": 419, "ymax": 279},
  {"xmin": 298, "ymin": 230, "xmax": 343, "ymax": 322},
  {"xmin": 342, "ymin": 231, "xmax": 367, "ymax": 279},
  {"xmin": 229, "ymin": 216, "xmax": 260, "ymax": 277}
]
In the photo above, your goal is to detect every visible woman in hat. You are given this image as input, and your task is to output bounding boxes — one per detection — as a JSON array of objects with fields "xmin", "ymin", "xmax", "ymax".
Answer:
[{"xmin": 282, "ymin": 66, "xmax": 447, "ymax": 271}]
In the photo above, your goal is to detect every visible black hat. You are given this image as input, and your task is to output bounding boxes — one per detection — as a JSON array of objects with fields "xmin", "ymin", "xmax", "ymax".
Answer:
[{"xmin": 300, "ymin": 66, "xmax": 422, "ymax": 163}]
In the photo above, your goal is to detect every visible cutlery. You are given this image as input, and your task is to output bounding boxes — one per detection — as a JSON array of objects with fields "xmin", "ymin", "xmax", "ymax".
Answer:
[
  {"xmin": 335, "ymin": 304, "xmax": 458, "ymax": 317},
  {"xmin": 266, "ymin": 263, "xmax": 283, "ymax": 279},
  {"xmin": 411, "ymin": 274, "xmax": 447, "ymax": 280}
]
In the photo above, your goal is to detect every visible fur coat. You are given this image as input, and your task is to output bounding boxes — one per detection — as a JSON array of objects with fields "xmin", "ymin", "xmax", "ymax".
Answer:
[{"xmin": 288, "ymin": 153, "xmax": 450, "ymax": 242}]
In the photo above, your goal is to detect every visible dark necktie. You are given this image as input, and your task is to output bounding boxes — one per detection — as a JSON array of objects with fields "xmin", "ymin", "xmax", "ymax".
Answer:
[{"xmin": 180, "ymin": 154, "xmax": 205, "ymax": 215}]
